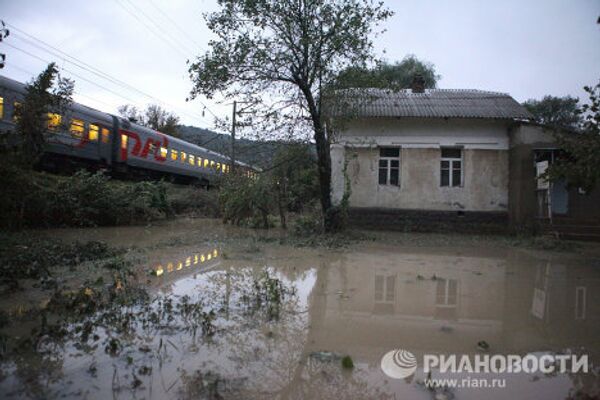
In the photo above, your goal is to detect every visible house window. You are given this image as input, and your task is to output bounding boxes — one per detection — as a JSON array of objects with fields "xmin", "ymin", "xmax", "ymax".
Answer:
[
  {"xmin": 436, "ymin": 278, "xmax": 458, "ymax": 307},
  {"xmin": 375, "ymin": 274, "xmax": 396, "ymax": 303},
  {"xmin": 378, "ymin": 148, "xmax": 400, "ymax": 186},
  {"xmin": 441, "ymin": 148, "xmax": 462, "ymax": 187}
]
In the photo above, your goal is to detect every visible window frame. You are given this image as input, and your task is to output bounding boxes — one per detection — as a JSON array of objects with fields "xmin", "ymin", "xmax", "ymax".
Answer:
[
  {"xmin": 378, "ymin": 147, "xmax": 401, "ymax": 187},
  {"xmin": 440, "ymin": 147, "xmax": 463, "ymax": 188}
]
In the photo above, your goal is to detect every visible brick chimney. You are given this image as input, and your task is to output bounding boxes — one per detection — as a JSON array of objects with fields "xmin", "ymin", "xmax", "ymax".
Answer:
[{"xmin": 411, "ymin": 74, "xmax": 425, "ymax": 93}]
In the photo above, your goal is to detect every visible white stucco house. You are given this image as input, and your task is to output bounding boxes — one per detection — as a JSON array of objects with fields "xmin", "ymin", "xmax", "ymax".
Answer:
[{"xmin": 328, "ymin": 80, "xmax": 538, "ymax": 231}]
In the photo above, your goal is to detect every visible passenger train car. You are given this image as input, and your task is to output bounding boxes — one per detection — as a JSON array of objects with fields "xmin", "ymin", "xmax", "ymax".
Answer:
[{"xmin": 0, "ymin": 75, "xmax": 257, "ymax": 185}]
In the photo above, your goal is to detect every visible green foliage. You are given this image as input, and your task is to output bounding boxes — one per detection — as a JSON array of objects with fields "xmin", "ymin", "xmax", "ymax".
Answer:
[
  {"xmin": 341, "ymin": 355, "xmax": 354, "ymax": 369},
  {"xmin": 0, "ymin": 167, "xmax": 171, "ymax": 229},
  {"xmin": 189, "ymin": 0, "xmax": 393, "ymax": 232},
  {"xmin": 272, "ymin": 144, "xmax": 319, "ymax": 212},
  {"xmin": 165, "ymin": 184, "xmax": 220, "ymax": 217},
  {"xmin": 293, "ymin": 212, "xmax": 324, "ymax": 236},
  {"xmin": 117, "ymin": 104, "xmax": 180, "ymax": 137},
  {"xmin": 547, "ymin": 83, "xmax": 600, "ymax": 192},
  {"xmin": 14, "ymin": 63, "xmax": 74, "ymax": 165},
  {"xmin": 219, "ymin": 173, "xmax": 275, "ymax": 229},
  {"xmin": 49, "ymin": 171, "xmax": 170, "ymax": 227},
  {"xmin": 523, "ymin": 95, "xmax": 581, "ymax": 130},
  {"xmin": 334, "ymin": 55, "xmax": 440, "ymax": 90},
  {"xmin": 0, "ymin": 235, "xmax": 124, "ymax": 290}
]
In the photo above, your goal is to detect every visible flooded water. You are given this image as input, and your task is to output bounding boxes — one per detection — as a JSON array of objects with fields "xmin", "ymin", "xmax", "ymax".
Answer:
[{"xmin": 1, "ymin": 219, "xmax": 599, "ymax": 399}]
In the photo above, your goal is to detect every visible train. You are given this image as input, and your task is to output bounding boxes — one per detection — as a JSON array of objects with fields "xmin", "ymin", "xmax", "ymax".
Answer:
[{"xmin": 0, "ymin": 75, "xmax": 257, "ymax": 185}]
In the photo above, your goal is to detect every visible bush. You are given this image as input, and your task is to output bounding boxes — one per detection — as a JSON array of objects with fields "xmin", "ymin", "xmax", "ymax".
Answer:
[
  {"xmin": 168, "ymin": 184, "xmax": 220, "ymax": 217},
  {"xmin": 219, "ymin": 174, "xmax": 275, "ymax": 229},
  {"xmin": 293, "ymin": 212, "xmax": 323, "ymax": 236},
  {"xmin": 0, "ymin": 164, "xmax": 171, "ymax": 229}
]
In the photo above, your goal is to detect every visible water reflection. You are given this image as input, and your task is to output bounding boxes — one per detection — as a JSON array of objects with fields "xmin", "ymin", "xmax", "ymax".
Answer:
[
  {"xmin": 1, "ymin": 242, "xmax": 598, "ymax": 399},
  {"xmin": 153, "ymin": 247, "xmax": 220, "ymax": 278}
]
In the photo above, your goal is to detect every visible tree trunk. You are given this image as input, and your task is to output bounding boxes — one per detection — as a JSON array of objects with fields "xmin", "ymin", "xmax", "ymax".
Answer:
[
  {"xmin": 298, "ymin": 82, "xmax": 337, "ymax": 232},
  {"xmin": 277, "ymin": 181, "xmax": 287, "ymax": 229}
]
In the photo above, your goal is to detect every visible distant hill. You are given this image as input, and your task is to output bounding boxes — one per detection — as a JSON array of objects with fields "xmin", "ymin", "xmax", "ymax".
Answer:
[{"xmin": 177, "ymin": 125, "xmax": 287, "ymax": 168}]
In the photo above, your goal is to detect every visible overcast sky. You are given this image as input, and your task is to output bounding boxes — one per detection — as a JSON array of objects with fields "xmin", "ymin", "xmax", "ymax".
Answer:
[{"xmin": 1, "ymin": 0, "xmax": 599, "ymax": 131}]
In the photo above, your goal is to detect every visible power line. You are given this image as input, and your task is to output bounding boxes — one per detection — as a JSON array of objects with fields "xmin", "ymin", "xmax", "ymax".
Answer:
[
  {"xmin": 7, "ymin": 63, "xmax": 119, "ymax": 110},
  {"xmin": 122, "ymin": 0, "xmax": 196, "ymax": 55},
  {"xmin": 6, "ymin": 23, "xmax": 219, "ymax": 125},
  {"xmin": 5, "ymin": 42, "xmax": 141, "ymax": 104},
  {"xmin": 146, "ymin": 0, "xmax": 204, "ymax": 51},
  {"xmin": 113, "ymin": 0, "xmax": 190, "ymax": 59}
]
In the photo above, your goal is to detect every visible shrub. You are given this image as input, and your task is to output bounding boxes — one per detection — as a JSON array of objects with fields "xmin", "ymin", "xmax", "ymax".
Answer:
[
  {"xmin": 0, "ymin": 166, "xmax": 171, "ymax": 229},
  {"xmin": 219, "ymin": 174, "xmax": 275, "ymax": 229},
  {"xmin": 293, "ymin": 212, "xmax": 323, "ymax": 236}
]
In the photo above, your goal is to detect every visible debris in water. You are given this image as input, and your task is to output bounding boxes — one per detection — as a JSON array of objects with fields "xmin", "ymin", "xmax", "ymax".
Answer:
[
  {"xmin": 309, "ymin": 351, "xmax": 342, "ymax": 362},
  {"xmin": 341, "ymin": 355, "xmax": 354, "ymax": 369},
  {"xmin": 440, "ymin": 326, "xmax": 453, "ymax": 333},
  {"xmin": 477, "ymin": 340, "xmax": 490, "ymax": 352}
]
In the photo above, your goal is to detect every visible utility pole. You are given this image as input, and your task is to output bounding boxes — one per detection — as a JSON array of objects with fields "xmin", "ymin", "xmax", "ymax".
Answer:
[{"xmin": 230, "ymin": 100, "xmax": 237, "ymax": 172}]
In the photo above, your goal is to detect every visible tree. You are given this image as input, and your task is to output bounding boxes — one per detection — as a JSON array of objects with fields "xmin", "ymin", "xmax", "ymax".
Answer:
[
  {"xmin": 188, "ymin": 0, "xmax": 393, "ymax": 231},
  {"xmin": 14, "ymin": 63, "xmax": 73, "ymax": 165},
  {"xmin": 547, "ymin": 83, "xmax": 600, "ymax": 193},
  {"xmin": 523, "ymin": 95, "xmax": 582, "ymax": 130},
  {"xmin": 117, "ymin": 104, "xmax": 181, "ymax": 137},
  {"xmin": 271, "ymin": 143, "xmax": 319, "ymax": 228},
  {"xmin": 334, "ymin": 55, "xmax": 440, "ymax": 89}
]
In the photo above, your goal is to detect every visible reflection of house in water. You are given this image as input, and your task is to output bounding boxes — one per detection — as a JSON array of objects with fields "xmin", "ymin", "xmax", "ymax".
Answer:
[{"xmin": 307, "ymin": 249, "xmax": 600, "ymax": 363}]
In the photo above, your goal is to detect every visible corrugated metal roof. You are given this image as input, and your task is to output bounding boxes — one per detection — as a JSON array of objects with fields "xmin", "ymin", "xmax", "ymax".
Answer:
[{"xmin": 327, "ymin": 88, "xmax": 533, "ymax": 120}]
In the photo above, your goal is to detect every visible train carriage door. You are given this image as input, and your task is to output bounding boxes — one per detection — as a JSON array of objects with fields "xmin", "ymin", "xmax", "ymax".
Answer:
[{"xmin": 98, "ymin": 125, "xmax": 112, "ymax": 163}]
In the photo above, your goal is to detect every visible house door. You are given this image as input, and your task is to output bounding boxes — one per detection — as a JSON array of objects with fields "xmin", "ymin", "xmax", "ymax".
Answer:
[
  {"xmin": 535, "ymin": 161, "xmax": 550, "ymax": 218},
  {"xmin": 551, "ymin": 179, "xmax": 568, "ymax": 215}
]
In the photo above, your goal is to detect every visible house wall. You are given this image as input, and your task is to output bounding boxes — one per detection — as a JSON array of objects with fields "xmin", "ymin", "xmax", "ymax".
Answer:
[
  {"xmin": 331, "ymin": 118, "xmax": 510, "ymax": 212},
  {"xmin": 508, "ymin": 123, "xmax": 600, "ymax": 226}
]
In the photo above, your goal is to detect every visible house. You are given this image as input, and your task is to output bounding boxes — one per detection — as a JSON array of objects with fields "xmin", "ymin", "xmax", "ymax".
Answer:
[{"xmin": 329, "ymin": 79, "xmax": 600, "ymax": 237}]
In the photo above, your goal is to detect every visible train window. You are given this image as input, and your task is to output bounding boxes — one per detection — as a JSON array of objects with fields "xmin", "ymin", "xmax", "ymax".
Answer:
[
  {"xmin": 47, "ymin": 113, "xmax": 62, "ymax": 132},
  {"xmin": 171, "ymin": 149, "xmax": 178, "ymax": 161},
  {"xmin": 210, "ymin": 160, "xmax": 215, "ymax": 169},
  {"xmin": 181, "ymin": 151, "xmax": 187, "ymax": 162},
  {"xmin": 121, "ymin": 134, "xmax": 128, "ymax": 149},
  {"xmin": 88, "ymin": 124, "xmax": 99, "ymax": 141},
  {"xmin": 70, "ymin": 119, "xmax": 85, "ymax": 138},
  {"xmin": 203, "ymin": 159, "xmax": 209, "ymax": 168},
  {"xmin": 160, "ymin": 147, "xmax": 168, "ymax": 158},
  {"xmin": 101, "ymin": 128, "xmax": 110, "ymax": 143},
  {"xmin": 13, "ymin": 102, "xmax": 21, "ymax": 122},
  {"xmin": 216, "ymin": 162, "xmax": 221, "ymax": 171},
  {"xmin": 189, "ymin": 154, "xmax": 195, "ymax": 165},
  {"xmin": 197, "ymin": 157, "xmax": 202, "ymax": 167},
  {"xmin": 0, "ymin": 97, "xmax": 3, "ymax": 119}
]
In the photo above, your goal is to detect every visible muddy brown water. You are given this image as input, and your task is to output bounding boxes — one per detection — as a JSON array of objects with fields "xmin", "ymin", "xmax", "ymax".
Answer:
[{"xmin": 1, "ymin": 218, "xmax": 599, "ymax": 399}]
